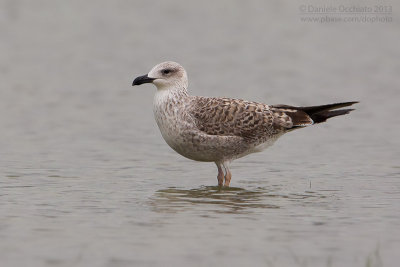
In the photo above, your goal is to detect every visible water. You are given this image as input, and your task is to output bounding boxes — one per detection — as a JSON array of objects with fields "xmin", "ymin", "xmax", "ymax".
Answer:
[{"xmin": 1, "ymin": 0, "xmax": 400, "ymax": 266}]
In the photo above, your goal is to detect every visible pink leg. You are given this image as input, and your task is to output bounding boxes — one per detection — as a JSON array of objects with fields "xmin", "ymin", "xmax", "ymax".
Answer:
[
  {"xmin": 223, "ymin": 162, "xmax": 232, "ymax": 187},
  {"xmin": 216, "ymin": 162, "xmax": 224, "ymax": 186}
]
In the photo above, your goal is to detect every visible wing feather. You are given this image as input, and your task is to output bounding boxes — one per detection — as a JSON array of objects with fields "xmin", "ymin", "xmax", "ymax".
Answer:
[{"xmin": 189, "ymin": 97, "xmax": 296, "ymax": 140}]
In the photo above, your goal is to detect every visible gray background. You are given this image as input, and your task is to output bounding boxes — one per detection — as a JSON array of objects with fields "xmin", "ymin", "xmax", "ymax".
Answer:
[{"xmin": 1, "ymin": 0, "xmax": 399, "ymax": 266}]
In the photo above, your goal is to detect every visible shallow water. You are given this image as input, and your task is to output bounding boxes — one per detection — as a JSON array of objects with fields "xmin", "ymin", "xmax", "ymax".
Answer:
[{"xmin": 1, "ymin": 0, "xmax": 400, "ymax": 266}]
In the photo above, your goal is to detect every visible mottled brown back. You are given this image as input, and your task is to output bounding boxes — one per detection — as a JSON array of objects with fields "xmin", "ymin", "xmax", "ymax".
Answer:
[{"xmin": 189, "ymin": 97, "xmax": 310, "ymax": 141}]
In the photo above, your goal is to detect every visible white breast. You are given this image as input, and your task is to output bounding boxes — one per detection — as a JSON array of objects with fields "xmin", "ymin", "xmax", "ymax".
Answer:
[{"xmin": 153, "ymin": 89, "xmax": 186, "ymax": 150}]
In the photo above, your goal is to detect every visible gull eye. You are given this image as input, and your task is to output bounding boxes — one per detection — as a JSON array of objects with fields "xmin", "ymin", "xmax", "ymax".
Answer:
[{"xmin": 161, "ymin": 69, "xmax": 171, "ymax": 75}]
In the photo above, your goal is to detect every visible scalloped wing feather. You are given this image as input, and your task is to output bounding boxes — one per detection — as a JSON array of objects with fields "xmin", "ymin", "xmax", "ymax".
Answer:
[{"xmin": 189, "ymin": 97, "xmax": 308, "ymax": 140}]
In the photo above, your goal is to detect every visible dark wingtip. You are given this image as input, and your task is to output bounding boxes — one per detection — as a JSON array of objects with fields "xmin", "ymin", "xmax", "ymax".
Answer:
[
  {"xmin": 312, "ymin": 108, "xmax": 356, "ymax": 123},
  {"xmin": 345, "ymin": 101, "xmax": 359, "ymax": 105},
  {"xmin": 297, "ymin": 101, "xmax": 358, "ymax": 114}
]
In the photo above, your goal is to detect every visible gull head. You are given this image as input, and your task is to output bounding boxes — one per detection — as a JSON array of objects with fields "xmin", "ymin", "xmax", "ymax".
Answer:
[{"xmin": 132, "ymin": 61, "xmax": 188, "ymax": 90}]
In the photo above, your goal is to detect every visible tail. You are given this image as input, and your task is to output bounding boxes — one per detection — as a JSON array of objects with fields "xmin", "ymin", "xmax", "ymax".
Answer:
[{"xmin": 271, "ymin": 101, "xmax": 358, "ymax": 127}]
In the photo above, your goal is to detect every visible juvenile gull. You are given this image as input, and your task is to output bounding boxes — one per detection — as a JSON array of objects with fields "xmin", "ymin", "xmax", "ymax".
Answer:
[{"xmin": 132, "ymin": 61, "xmax": 357, "ymax": 186}]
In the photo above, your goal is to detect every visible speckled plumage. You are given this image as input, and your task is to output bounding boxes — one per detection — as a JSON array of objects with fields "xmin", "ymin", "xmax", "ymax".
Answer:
[{"xmin": 133, "ymin": 61, "xmax": 357, "ymax": 186}]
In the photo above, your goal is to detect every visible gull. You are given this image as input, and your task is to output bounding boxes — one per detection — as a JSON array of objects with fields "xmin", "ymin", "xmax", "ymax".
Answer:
[{"xmin": 132, "ymin": 61, "xmax": 357, "ymax": 187}]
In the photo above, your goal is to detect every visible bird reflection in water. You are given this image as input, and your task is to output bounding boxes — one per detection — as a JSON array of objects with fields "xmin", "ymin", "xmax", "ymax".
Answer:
[
  {"xmin": 150, "ymin": 186, "xmax": 281, "ymax": 214},
  {"xmin": 150, "ymin": 185, "xmax": 327, "ymax": 214}
]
